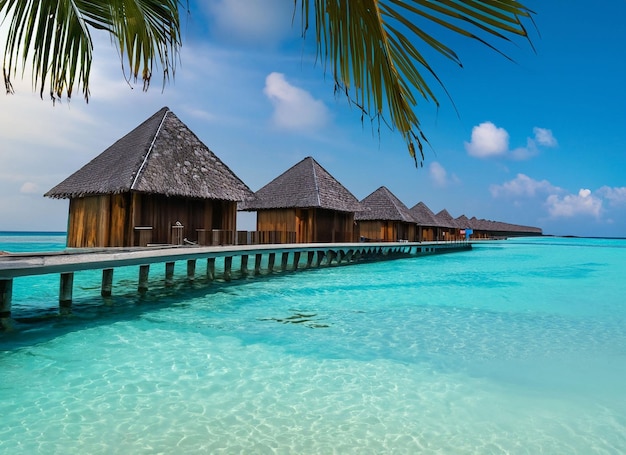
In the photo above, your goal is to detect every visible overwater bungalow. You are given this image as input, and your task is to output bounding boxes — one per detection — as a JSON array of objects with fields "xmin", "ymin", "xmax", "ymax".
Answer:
[
  {"xmin": 355, "ymin": 186, "xmax": 416, "ymax": 242},
  {"xmin": 434, "ymin": 209, "xmax": 460, "ymax": 241},
  {"xmin": 239, "ymin": 157, "xmax": 361, "ymax": 243},
  {"xmin": 410, "ymin": 202, "xmax": 443, "ymax": 241},
  {"xmin": 45, "ymin": 107, "xmax": 252, "ymax": 248}
]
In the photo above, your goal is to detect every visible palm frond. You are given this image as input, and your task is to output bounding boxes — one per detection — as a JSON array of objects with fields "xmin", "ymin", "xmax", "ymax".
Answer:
[
  {"xmin": 299, "ymin": 0, "xmax": 534, "ymax": 165},
  {"xmin": 1, "ymin": 0, "xmax": 181, "ymax": 101}
]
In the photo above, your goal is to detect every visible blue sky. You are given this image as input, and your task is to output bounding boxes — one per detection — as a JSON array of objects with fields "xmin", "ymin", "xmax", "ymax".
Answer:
[{"xmin": 1, "ymin": 0, "xmax": 625, "ymax": 237}]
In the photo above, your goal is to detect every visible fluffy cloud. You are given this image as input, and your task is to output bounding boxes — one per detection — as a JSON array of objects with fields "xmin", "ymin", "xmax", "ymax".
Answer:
[
  {"xmin": 429, "ymin": 162, "xmax": 459, "ymax": 187},
  {"xmin": 533, "ymin": 127, "xmax": 558, "ymax": 147},
  {"xmin": 546, "ymin": 189, "xmax": 602, "ymax": 218},
  {"xmin": 597, "ymin": 186, "xmax": 626, "ymax": 206},
  {"xmin": 264, "ymin": 72, "xmax": 330, "ymax": 131},
  {"xmin": 466, "ymin": 122, "xmax": 557, "ymax": 160},
  {"xmin": 490, "ymin": 174, "xmax": 608, "ymax": 219},
  {"xmin": 465, "ymin": 122, "xmax": 509, "ymax": 158},
  {"xmin": 490, "ymin": 173, "xmax": 559, "ymax": 198}
]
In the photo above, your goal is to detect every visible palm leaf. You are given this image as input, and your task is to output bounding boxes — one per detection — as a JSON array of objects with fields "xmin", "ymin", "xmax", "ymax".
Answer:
[
  {"xmin": 1, "ymin": 0, "xmax": 181, "ymax": 101},
  {"xmin": 299, "ymin": 0, "xmax": 534, "ymax": 165}
]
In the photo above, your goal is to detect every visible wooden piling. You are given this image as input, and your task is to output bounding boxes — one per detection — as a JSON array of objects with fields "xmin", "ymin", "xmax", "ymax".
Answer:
[
  {"xmin": 268, "ymin": 253, "xmax": 276, "ymax": 271},
  {"xmin": 138, "ymin": 265, "xmax": 150, "ymax": 293},
  {"xmin": 240, "ymin": 255, "xmax": 248, "ymax": 276},
  {"xmin": 165, "ymin": 262, "xmax": 175, "ymax": 286},
  {"xmin": 187, "ymin": 259, "xmax": 196, "ymax": 281},
  {"xmin": 101, "ymin": 269, "xmax": 114, "ymax": 297},
  {"xmin": 293, "ymin": 252, "xmax": 301, "ymax": 270},
  {"xmin": 224, "ymin": 256, "xmax": 233, "ymax": 281},
  {"xmin": 207, "ymin": 258, "xmax": 215, "ymax": 280},
  {"xmin": 316, "ymin": 251, "xmax": 324, "ymax": 267},
  {"xmin": 254, "ymin": 254, "xmax": 262, "ymax": 275},
  {"xmin": 281, "ymin": 252, "xmax": 289, "ymax": 271},
  {"xmin": 59, "ymin": 272, "xmax": 74, "ymax": 314},
  {"xmin": 306, "ymin": 251, "xmax": 314, "ymax": 268},
  {"xmin": 0, "ymin": 279, "xmax": 13, "ymax": 330}
]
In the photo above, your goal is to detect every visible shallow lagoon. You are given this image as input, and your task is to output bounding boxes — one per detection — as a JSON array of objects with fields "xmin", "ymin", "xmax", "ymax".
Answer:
[{"xmin": 1, "ymin": 235, "xmax": 625, "ymax": 453}]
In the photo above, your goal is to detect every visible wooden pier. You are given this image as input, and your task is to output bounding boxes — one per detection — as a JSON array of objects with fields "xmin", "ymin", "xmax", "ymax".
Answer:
[{"xmin": 0, "ymin": 241, "xmax": 471, "ymax": 329}]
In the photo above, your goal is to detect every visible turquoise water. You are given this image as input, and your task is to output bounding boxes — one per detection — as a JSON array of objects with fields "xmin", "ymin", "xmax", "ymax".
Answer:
[{"xmin": 1, "ymin": 234, "xmax": 625, "ymax": 454}]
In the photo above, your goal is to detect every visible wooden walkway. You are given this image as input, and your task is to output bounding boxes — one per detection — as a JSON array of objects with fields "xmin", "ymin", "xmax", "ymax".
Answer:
[{"xmin": 0, "ymin": 241, "xmax": 471, "ymax": 328}]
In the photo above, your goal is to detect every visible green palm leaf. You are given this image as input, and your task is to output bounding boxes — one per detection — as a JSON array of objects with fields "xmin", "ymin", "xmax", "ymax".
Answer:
[
  {"xmin": 299, "ymin": 0, "xmax": 534, "ymax": 165},
  {"xmin": 1, "ymin": 0, "xmax": 181, "ymax": 102}
]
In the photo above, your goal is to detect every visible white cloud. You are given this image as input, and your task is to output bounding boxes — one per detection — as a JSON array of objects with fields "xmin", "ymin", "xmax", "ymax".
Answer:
[
  {"xmin": 533, "ymin": 127, "xmax": 558, "ymax": 147},
  {"xmin": 202, "ymin": 0, "xmax": 296, "ymax": 47},
  {"xmin": 264, "ymin": 72, "xmax": 330, "ymax": 131},
  {"xmin": 546, "ymin": 189, "xmax": 602, "ymax": 218},
  {"xmin": 465, "ymin": 121, "xmax": 509, "ymax": 158},
  {"xmin": 20, "ymin": 182, "xmax": 40, "ymax": 194},
  {"xmin": 490, "ymin": 173, "xmax": 559, "ymax": 198},
  {"xmin": 466, "ymin": 122, "xmax": 557, "ymax": 160},
  {"xmin": 429, "ymin": 162, "xmax": 448, "ymax": 187},
  {"xmin": 597, "ymin": 186, "xmax": 626, "ymax": 206},
  {"xmin": 429, "ymin": 162, "xmax": 459, "ymax": 187},
  {"xmin": 510, "ymin": 138, "xmax": 539, "ymax": 160}
]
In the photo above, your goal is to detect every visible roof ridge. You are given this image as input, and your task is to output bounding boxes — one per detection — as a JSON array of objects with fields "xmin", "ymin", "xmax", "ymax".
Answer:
[
  {"xmin": 131, "ymin": 108, "xmax": 169, "ymax": 190},
  {"xmin": 309, "ymin": 156, "xmax": 322, "ymax": 206}
]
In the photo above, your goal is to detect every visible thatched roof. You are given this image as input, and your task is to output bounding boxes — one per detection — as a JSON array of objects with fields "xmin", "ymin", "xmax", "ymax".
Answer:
[
  {"xmin": 45, "ymin": 107, "xmax": 252, "ymax": 201},
  {"xmin": 240, "ymin": 156, "xmax": 361, "ymax": 213},
  {"xmin": 355, "ymin": 186, "xmax": 415, "ymax": 222},
  {"xmin": 455, "ymin": 214, "xmax": 471, "ymax": 228},
  {"xmin": 435, "ymin": 209, "xmax": 459, "ymax": 228},
  {"xmin": 410, "ymin": 201, "xmax": 442, "ymax": 227}
]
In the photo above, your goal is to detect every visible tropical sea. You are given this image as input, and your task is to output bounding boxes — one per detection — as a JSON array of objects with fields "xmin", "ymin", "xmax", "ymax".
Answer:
[{"xmin": 0, "ymin": 232, "xmax": 625, "ymax": 454}]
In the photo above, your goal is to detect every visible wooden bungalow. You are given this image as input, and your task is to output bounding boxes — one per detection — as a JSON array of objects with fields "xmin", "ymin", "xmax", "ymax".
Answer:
[
  {"xmin": 45, "ymin": 107, "xmax": 252, "ymax": 248},
  {"xmin": 409, "ymin": 202, "xmax": 442, "ymax": 242},
  {"xmin": 434, "ymin": 209, "xmax": 460, "ymax": 241},
  {"xmin": 239, "ymin": 157, "xmax": 361, "ymax": 243},
  {"xmin": 355, "ymin": 186, "xmax": 416, "ymax": 242}
]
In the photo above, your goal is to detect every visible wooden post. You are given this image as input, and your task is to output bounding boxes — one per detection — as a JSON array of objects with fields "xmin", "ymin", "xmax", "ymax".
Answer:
[
  {"xmin": 101, "ymin": 269, "xmax": 114, "ymax": 297},
  {"xmin": 165, "ymin": 262, "xmax": 175, "ymax": 286},
  {"xmin": 316, "ymin": 251, "xmax": 325, "ymax": 267},
  {"xmin": 207, "ymin": 257, "xmax": 215, "ymax": 280},
  {"xmin": 0, "ymin": 279, "xmax": 13, "ymax": 330},
  {"xmin": 327, "ymin": 250, "xmax": 336, "ymax": 265},
  {"xmin": 138, "ymin": 265, "xmax": 150, "ymax": 294},
  {"xmin": 293, "ymin": 252, "xmax": 301, "ymax": 270},
  {"xmin": 268, "ymin": 253, "xmax": 276, "ymax": 271},
  {"xmin": 336, "ymin": 250, "xmax": 345, "ymax": 264},
  {"xmin": 281, "ymin": 252, "xmax": 289, "ymax": 271},
  {"xmin": 224, "ymin": 256, "xmax": 232, "ymax": 281},
  {"xmin": 59, "ymin": 272, "xmax": 74, "ymax": 314},
  {"xmin": 254, "ymin": 254, "xmax": 262, "ymax": 275},
  {"xmin": 306, "ymin": 251, "xmax": 314, "ymax": 268},
  {"xmin": 187, "ymin": 259, "xmax": 196, "ymax": 281},
  {"xmin": 240, "ymin": 255, "xmax": 248, "ymax": 276}
]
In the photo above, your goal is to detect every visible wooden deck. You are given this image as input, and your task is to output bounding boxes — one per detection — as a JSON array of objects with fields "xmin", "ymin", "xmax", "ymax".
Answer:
[{"xmin": 0, "ymin": 241, "xmax": 471, "ymax": 328}]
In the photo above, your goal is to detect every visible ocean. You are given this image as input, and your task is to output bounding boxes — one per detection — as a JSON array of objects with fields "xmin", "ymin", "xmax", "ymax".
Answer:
[{"xmin": 1, "ymin": 233, "xmax": 625, "ymax": 454}]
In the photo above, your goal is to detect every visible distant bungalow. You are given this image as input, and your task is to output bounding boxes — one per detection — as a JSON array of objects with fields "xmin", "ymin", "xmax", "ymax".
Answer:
[
  {"xmin": 410, "ymin": 202, "xmax": 446, "ymax": 242},
  {"xmin": 45, "ymin": 107, "xmax": 252, "ymax": 248},
  {"xmin": 355, "ymin": 186, "xmax": 416, "ymax": 242},
  {"xmin": 434, "ymin": 209, "xmax": 460, "ymax": 240},
  {"xmin": 240, "ymin": 156, "xmax": 361, "ymax": 243}
]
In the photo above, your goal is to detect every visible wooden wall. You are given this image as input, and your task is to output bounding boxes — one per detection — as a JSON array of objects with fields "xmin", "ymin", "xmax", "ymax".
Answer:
[
  {"xmin": 313, "ymin": 209, "xmax": 354, "ymax": 243},
  {"xmin": 256, "ymin": 208, "xmax": 354, "ymax": 243},
  {"xmin": 66, "ymin": 192, "xmax": 237, "ymax": 247},
  {"xmin": 357, "ymin": 220, "xmax": 415, "ymax": 242},
  {"xmin": 67, "ymin": 194, "xmax": 130, "ymax": 247},
  {"xmin": 257, "ymin": 209, "xmax": 296, "ymax": 233}
]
